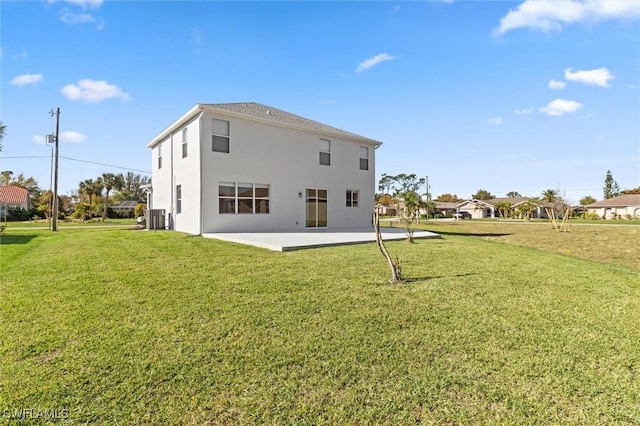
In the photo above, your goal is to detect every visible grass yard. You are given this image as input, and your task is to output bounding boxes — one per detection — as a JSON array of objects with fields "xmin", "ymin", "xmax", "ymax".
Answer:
[{"xmin": 1, "ymin": 224, "xmax": 639, "ymax": 424}]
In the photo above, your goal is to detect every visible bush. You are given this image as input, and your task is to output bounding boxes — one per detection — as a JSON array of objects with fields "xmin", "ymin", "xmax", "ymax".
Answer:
[
  {"xmin": 5, "ymin": 207, "xmax": 39, "ymax": 221},
  {"xmin": 583, "ymin": 211, "xmax": 599, "ymax": 221},
  {"xmin": 134, "ymin": 203, "xmax": 146, "ymax": 218}
]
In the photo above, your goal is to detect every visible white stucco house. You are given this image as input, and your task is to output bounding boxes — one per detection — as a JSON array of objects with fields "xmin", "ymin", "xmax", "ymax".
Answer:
[
  {"xmin": 146, "ymin": 102, "xmax": 381, "ymax": 234},
  {"xmin": 585, "ymin": 194, "xmax": 640, "ymax": 219}
]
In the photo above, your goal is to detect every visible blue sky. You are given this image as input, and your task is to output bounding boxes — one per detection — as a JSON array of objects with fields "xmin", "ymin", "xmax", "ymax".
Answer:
[{"xmin": 2, "ymin": 0, "xmax": 639, "ymax": 204}]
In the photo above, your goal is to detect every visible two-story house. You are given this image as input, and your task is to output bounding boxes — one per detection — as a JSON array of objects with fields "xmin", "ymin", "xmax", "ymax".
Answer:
[{"xmin": 146, "ymin": 102, "xmax": 381, "ymax": 234}]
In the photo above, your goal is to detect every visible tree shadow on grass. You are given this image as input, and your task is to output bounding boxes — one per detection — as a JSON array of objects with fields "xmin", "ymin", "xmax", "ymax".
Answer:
[
  {"xmin": 426, "ymin": 230, "xmax": 512, "ymax": 238},
  {"xmin": 0, "ymin": 234, "xmax": 37, "ymax": 245},
  {"xmin": 403, "ymin": 272, "xmax": 477, "ymax": 283}
]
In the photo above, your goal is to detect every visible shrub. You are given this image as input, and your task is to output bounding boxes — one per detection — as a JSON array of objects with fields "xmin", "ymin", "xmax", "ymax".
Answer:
[
  {"xmin": 134, "ymin": 203, "xmax": 146, "ymax": 218},
  {"xmin": 583, "ymin": 211, "xmax": 599, "ymax": 220}
]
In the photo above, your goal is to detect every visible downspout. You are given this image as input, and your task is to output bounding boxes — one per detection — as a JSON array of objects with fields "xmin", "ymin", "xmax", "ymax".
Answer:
[
  {"xmin": 170, "ymin": 130, "xmax": 174, "ymax": 229},
  {"xmin": 196, "ymin": 110, "xmax": 204, "ymax": 235}
]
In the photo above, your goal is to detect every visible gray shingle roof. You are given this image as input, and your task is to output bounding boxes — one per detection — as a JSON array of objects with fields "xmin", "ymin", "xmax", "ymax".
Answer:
[
  {"xmin": 202, "ymin": 102, "xmax": 381, "ymax": 145},
  {"xmin": 586, "ymin": 194, "xmax": 640, "ymax": 207}
]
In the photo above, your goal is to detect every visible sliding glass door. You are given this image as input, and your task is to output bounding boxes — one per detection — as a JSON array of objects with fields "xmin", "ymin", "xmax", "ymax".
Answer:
[{"xmin": 305, "ymin": 188, "xmax": 327, "ymax": 228}]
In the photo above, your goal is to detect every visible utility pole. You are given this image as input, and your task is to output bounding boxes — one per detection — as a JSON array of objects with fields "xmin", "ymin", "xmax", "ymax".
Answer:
[
  {"xmin": 50, "ymin": 108, "xmax": 60, "ymax": 232},
  {"xmin": 425, "ymin": 175, "xmax": 430, "ymax": 220}
]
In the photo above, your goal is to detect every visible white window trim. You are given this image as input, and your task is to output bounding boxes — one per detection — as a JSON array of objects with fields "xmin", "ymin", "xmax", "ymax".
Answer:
[
  {"xmin": 212, "ymin": 118, "xmax": 230, "ymax": 153},
  {"xmin": 346, "ymin": 189, "xmax": 359, "ymax": 208},
  {"xmin": 218, "ymin": 182, "xmax": 270, "ymax": 215},
  {"xmin": 319, "ymin": 139, "xmax": 330, "ymax": 166}
]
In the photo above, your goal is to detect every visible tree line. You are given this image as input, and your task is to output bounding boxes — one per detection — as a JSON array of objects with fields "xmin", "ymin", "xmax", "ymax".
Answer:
[{"xmin": 0, "ymin": 170, "xmax": 150, "ymax": 222}]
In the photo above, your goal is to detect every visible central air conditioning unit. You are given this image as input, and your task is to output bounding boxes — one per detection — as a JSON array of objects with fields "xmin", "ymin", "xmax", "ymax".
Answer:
[{"xmin": 145, "ymin": 209, "xmax": 166, "ymax": 230}]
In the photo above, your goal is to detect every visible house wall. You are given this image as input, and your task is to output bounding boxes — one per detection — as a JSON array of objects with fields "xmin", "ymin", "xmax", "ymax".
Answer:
[
  {"xmin": 150, "ymin": 115, "xmax": 202, "ymax": 233},
  {"xmin": 588, "ymin": 206, "xmax": 640, "ymax": 219},
  {"xmin": 198, "ymin": 112, "xmax": 376, "ymax": 233}
]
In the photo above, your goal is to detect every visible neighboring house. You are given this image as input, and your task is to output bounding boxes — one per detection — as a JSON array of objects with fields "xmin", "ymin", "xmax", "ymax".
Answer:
[
  {"xmin": 456, "ymin": 199, "xmax": 496, "ymax": 219},
  {"xmin": 434, "ymin": 201, "xmax": 458, "ymax": 218},
  {"xmin": 111, "ymin": 200, "xmax": 138, "ymax": 214},
  {"xmin": 0, "ymin": 186, "xmax": 31, "ymax": 218},
  {"xmin": 585, "ymin": 194, "xmax": 640, "ymax": 219},
  {"xmin": 147, "ymin": 102, "xmax": 381, "ymax": 234},
  {"xmin": 375, "ymin": 204, "xmax": 397, "ymax": 216},
  {"xmin": 455, "ymin": 197, "xmax": 551, "ymax": 219}
]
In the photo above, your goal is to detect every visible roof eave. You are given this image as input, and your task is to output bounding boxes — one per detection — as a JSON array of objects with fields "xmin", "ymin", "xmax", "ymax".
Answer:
[
  {"xmin": 201, "ymin": 104, "xmax": 383, "ymax": 147},
  {"xmin": 146, "ymin": 104, "xmax": 203, "ymax": 148}
]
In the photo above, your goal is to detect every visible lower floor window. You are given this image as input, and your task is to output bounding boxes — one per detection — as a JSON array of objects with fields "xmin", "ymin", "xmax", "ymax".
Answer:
[
  {"xmin": 219, "ymin": 182, "xmax": 270, "ymax": 214},
  {"xmin": 346, "ymin": 189, "xmax": 359, "ymax": 207}
]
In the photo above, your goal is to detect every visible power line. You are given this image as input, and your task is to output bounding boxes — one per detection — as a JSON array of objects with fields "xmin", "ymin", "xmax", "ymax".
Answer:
[
  {"xmin": 1, "ymin": 155, "xmax": 150, "ymax": 174},
  {"xmin": 60, "ymin": 156, "xmax": 151, "ymax": 174}
]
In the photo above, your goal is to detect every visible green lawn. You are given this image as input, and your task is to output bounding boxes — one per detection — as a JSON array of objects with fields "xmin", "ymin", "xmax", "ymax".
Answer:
[{"xmin": 1, "ymin": 226, "xmax": 639, "ymax": 424}]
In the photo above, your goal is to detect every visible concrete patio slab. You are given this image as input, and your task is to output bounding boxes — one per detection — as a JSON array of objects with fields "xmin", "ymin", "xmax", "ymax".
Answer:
[{"xmin": 203, "ymin": 228, "xmax": 440, "ymax": 251}]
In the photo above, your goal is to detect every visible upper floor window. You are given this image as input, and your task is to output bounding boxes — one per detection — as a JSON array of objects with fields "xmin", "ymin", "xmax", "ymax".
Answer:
[
  {"xmin": 319, "ymin": 139, "xmax": 330, "ymax": 166},
  {"xmin": 213, "ymin": 119, "xmax": 230, "ymax": 153},
  {"xmin": 346, "ymin": 189, "xmax": 359, "ymax": 207},
  {"xmin": 181, "ymin": 128, "xmax": 188, "ymax": 158},
  {"xmin": 158, "ymin": 143, "xmax": 162, "ymax": 169},
  {"xmin": 359, "ymin": 146, "xmax": 369, "ymax": 170}
]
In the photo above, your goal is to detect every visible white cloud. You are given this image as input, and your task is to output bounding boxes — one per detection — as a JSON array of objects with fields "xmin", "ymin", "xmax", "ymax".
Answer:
[
  {"xmin": 548, "ymin": 80, "xmax": 566, "ymax": 89},
  {"xmin": 356, "ymin": 53, "xmax": 397, "ymax": 73},
  {"xmin": 564, "ymin": 67, "xmax": 615, "ymax": 87},
  {"xmin": 32, "ymin": 135, "xmax": 47, "ymax": 145},
  {"xmin": 48, "ymin": 0, "xmax": 103, "ymax": 9},
  {"xmin": 540, "ymin": 98, "xmax": 583, "ymax": 116},
  {"xmin": 514, "ymin": 107, "xmax": 534, "ymax": 115},
  {"xmin": 59, "ymin": 11, "xmax": 104, "ymax": 29},
  {"xmin": 60, "ymin": 12, "xmax": 95, "ymax": 24},
  {"xmin": 495, "ymin": 0, "xmax": 640, "ymax": 36},
  {"xmin": 61, "ymin": 79, "xmax": 131, "ymax": 102},
  {"xmin": 9, "ymin": 73, "xmax": 44, "ymax": 86},
  {"xmin": 61, "ymin": 131, "xmax": 87, "ymax": 143},
  {"xmin": 488, "ymin": 117, "xmax": 503, "ymax": 126}
]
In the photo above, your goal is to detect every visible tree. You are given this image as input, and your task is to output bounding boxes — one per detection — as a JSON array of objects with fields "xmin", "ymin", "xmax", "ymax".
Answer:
[
  {"xmin": 622, "ymin": 187, "xmax": 640, "ymax": 195},
  {"xmin": 0, "ymin": 121, "xmax": 5, "ymax": 152},
  {"xmin": 471, "ymin": 189, "xmax": 494, "ymax": 200},
  {"xmin": 38, "ymin": 190, "xmax": 53, "ymax": 219},
  {"xmin": 373, "ymin": 206, "xmax": 402, "ymax": 284},
  {"xmin": 516, "ymin": 199, "xmax": 537, "ymax": 220},
  {"xmin": 78, "ymin": 179, "xmax": 97, "ymax": 213},
  {"xmin": 506, "ymin": 191, "xmax": 521, "ymax": 197},
  {"xmin": 540, "ymin": 189, "xmax": 559, "ymax": 203},
  {"xmin": 603, "ymin": 170, "xmax": 620, "ymax": 199},
  {"xmin": 378, "ymin": 173, "xmax": 426, "ymax": 243},
  {"xmin": 115, "ymin": 172, "xmax": 151, "ymax": 203},
  {"xmin": 1, "ymin": 170, "xmax": 13, "ymax": 185},
  {"xmin": 376, "ymin": 193, "xmax": 394, "ymax": 205},
  {"xmin": 579, "ymin": 195, "xmax": 597, "ymax": 206},
  {"xmin": 495, "ymin": 201, "xmax": 512, "ymax": 219},
  {"xmin": 435, "ymin": 193, "xmax": 459, "ymax": 202},
  {"xmin": 99, "ymin": 173, "xmax": 125, "ymax": 220}
]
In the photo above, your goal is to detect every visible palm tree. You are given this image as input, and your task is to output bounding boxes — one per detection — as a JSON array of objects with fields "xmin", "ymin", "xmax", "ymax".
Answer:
[
  {"xmin": 0, "ymin": 121, "xmax": 6, "ymax": 151},
  {"xmin": 100, "ymin": 173, "xmax": 124, "ymax": 220},
  {"xmin": 79, "ymin": 179, "xmax": 96, "ymax": 205},
  {"xmin": 495, "ymin": 201, "xmax": 512, "ymax": 219},
  {"xmin": 540, "ymin": 189, "xmax": 558, "ymax": 203},
  {"xmin": 506, "ymin": 191, "xmax": 521, "ymax": 197}
]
